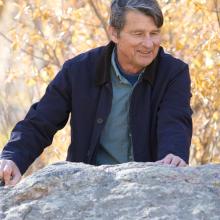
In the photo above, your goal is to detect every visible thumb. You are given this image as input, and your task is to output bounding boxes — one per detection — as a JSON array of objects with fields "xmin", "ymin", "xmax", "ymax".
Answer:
[
  {"xmin": 155, "ymin": 159, "xmax": 164, "ymax": 164},
  {"xmin": 10, "ymin": 173, "xmax": 21, "ymax": 186},
  {"xmin": 3, "ymin": 162, "xmax": 21, "ymax": 186},
  {"xmin": 9, "ymin": 164, "xmax": 22, "ymax": 186},
  {"xmin": 3, "ymin": 164, "xmax": 13, "ymax": 185}
]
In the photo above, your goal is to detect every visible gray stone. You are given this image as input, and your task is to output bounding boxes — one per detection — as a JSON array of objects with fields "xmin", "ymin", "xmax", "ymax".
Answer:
[{"xmin": 1, "ymin": 162, "xmax": 220, "ymax": 220}]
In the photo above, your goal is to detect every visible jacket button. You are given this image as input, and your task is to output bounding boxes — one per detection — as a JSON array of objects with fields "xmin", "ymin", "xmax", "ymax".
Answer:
[
  {"xmin": 129, "ymin": 155, "xmax": 133, "ymax": 161},
  {"xmin": 97, "ymin": 118, "xmax": 104, "ymax": 124}
]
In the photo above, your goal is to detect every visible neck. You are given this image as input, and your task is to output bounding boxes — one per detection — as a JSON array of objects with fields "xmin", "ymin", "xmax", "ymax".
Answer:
[{"xmin": 115, "ymin": 50, "xmax": 143, "ymax": 75}]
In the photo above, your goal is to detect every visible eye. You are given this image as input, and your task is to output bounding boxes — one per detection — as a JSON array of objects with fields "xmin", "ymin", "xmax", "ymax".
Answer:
[
  {"xmin": 132, "ymin": 32, "xmax": 144, "ymax": 37},
  {"xmin": 150, "ymin": 31, "xmax": 160, "ymax": 36}
]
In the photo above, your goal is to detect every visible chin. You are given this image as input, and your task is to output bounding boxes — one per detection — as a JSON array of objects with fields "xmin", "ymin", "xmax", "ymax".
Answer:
[
  {"xmin": 138, "ymin": 57, "xmax": 154, "ymax": 67},
  {"xmin": 141, "ymin": 61, "xmax": 153, "ymax": 67}
]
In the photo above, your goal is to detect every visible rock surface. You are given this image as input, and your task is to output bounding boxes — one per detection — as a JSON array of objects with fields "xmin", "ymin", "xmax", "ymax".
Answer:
[{"xmin": 1, "ymin": 162, "xmax": 220, "ymax": 220}]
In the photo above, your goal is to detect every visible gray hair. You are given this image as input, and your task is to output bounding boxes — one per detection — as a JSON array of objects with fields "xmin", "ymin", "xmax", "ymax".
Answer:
[{"xmin": 110, "ymin": 0, "xmax": 163, "ymax": 33}]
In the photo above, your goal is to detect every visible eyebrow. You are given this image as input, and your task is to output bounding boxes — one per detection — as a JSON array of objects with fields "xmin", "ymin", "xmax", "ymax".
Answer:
[
  {"xmin": 151, "ymin": 29, "xmax": 161, "ymax": 33},
  {"xmin": 130, "ymin": 29, "xmax": 161, "ymax": 33}
]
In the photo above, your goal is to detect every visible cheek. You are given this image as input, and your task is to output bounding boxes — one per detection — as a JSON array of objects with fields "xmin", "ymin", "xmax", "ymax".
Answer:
[{"xmin": 154, "ymin": 37, "xmax": 161, "ymax": 46}]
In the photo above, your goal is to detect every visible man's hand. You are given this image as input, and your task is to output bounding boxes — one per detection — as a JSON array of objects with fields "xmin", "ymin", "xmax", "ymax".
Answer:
[
  {"xmin": 156, "ymin": 153, "xmax": 187, "ymax": 167},
  {"xmin": 0, "ymin": 159, "xmax": 21, "ymax": 186}
]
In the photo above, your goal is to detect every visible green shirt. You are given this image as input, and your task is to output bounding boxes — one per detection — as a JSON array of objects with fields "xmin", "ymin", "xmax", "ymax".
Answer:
[{"xmin": 95, "ymin": 49, "xmax": 142, "ymax": 165}]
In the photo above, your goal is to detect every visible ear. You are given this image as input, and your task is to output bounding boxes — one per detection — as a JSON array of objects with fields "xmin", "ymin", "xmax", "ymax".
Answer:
[{"xmin": 108, "ymin": 26, "xmax": 119, "ymax": 44}]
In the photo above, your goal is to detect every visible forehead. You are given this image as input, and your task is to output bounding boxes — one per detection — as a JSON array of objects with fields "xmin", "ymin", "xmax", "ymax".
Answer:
[{"xmin": 123, "ymin": 10, "xmax": 158, "ymax": 30}]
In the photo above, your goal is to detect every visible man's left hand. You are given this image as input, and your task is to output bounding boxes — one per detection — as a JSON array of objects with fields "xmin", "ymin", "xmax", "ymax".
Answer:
[{"xmin": 156, "ymin": 153, "xmax": 187, "ymax": 167}]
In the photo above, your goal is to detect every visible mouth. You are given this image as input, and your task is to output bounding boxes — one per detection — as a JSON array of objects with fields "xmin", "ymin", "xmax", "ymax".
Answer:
[{"xmin": 138, "ymin": 50, "xmax": 152, "ymax": 56}]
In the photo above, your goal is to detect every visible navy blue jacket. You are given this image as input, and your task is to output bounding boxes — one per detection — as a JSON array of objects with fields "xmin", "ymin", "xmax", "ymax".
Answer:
[{"xmin": 1, "ymin": 42, "xmax": 192, "ymax": 174}]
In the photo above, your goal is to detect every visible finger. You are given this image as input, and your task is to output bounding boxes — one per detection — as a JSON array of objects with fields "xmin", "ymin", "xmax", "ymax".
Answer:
[
  {"xmin": 178, "ymin": 160, "xmax": 187, "ymax": 167},
  {"xmin": 170, "ymin": 156, "xmax": 181, "ymax": 166},
  {"xmin": 3, "ymin": 164, "xmax": 13, "ymax": 185},
  {"xmin": 10, "ymin": 174, "xmax": 21, "ymax": 186},
  {"xmin": 163, "ymin": 154, "xmax": 173, "ymax": 164},
  {"xmin": 155, "ymin": 160, "xmax": 164, "ymax": 164},
  {"xmin": 10, "ymin": 167, "xmax": 22, "ymax": 186},
  {"xmin": 0, "ymin": 160, "xmax": 5, "ymax": 180},
  {"xmin": 0, "ymin": 161, "xmax": 7, "ymax": 186}
]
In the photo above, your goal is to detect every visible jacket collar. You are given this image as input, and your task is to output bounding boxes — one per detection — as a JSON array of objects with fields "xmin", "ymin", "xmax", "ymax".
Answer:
[{"xmin": 95, "ymin": 41, "xmax": 162, "ymax": 86}]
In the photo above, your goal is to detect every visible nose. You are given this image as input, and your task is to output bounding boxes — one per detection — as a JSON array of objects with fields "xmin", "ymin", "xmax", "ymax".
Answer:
[{"xmin": 142, "ymin": 36, "xmax": 153, "ymax": 48}]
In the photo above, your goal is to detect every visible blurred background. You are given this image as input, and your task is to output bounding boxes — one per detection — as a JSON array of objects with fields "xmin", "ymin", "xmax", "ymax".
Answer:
[{"xmin": 0, "ymin": 0, "xmax": 219, "ymax": 176}]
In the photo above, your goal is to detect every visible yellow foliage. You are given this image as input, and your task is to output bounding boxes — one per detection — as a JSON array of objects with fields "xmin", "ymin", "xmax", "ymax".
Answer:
[
  {"xmin": 26, "ymin": 78, "xmax": 36, "ymax": 87},
  {"xmin": 11, "ymin": 41, "xmax": 19, "ymax": 50},
  {"xmin": 213, "ymin": 112, "xmax": 219, "ymax": 121}
]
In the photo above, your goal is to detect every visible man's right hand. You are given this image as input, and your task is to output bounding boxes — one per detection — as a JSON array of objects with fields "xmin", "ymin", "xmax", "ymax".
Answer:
[{"xmin": 0, "ymin": 159, "xmax": 21, "ymax": 186}]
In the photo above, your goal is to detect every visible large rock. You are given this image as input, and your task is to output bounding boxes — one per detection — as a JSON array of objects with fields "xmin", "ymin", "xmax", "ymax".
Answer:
[{"xmin": 1, "ymin": 162, "xmax": 220, "ymax": 220}]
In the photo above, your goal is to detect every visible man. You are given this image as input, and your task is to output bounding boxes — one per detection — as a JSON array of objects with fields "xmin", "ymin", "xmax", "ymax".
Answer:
[{"xmin": 0, "ymin": 0, "xmax": 192, "ymax": 186}]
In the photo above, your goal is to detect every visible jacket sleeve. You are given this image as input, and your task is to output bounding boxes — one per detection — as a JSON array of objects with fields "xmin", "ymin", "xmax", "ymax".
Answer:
[
  {"xmin": 0, "ymin": 61, "xmax": 72, "ymax": 174},
  {"xmin": 157, "ymin": 64, "xmax": 193, "ymax": 163}
]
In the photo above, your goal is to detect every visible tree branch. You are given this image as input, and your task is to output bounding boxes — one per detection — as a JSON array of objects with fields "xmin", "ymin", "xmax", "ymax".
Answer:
[
  {"xmin": 88, "ymin": 0, "xmax": 110, "ymax": 41},
  {"xmin": 0, "ymin": 31, "xmax": 48, "ymax": 63},
  {"xmin": 214, "ymin": 0, "xmax": 220, "ymax": 28}
]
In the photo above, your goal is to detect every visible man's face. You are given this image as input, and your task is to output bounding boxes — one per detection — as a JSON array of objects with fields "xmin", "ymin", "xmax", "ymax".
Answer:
[{"xmin": 110, "ymin": 10, "xmax": 161, "ymax": 74}]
